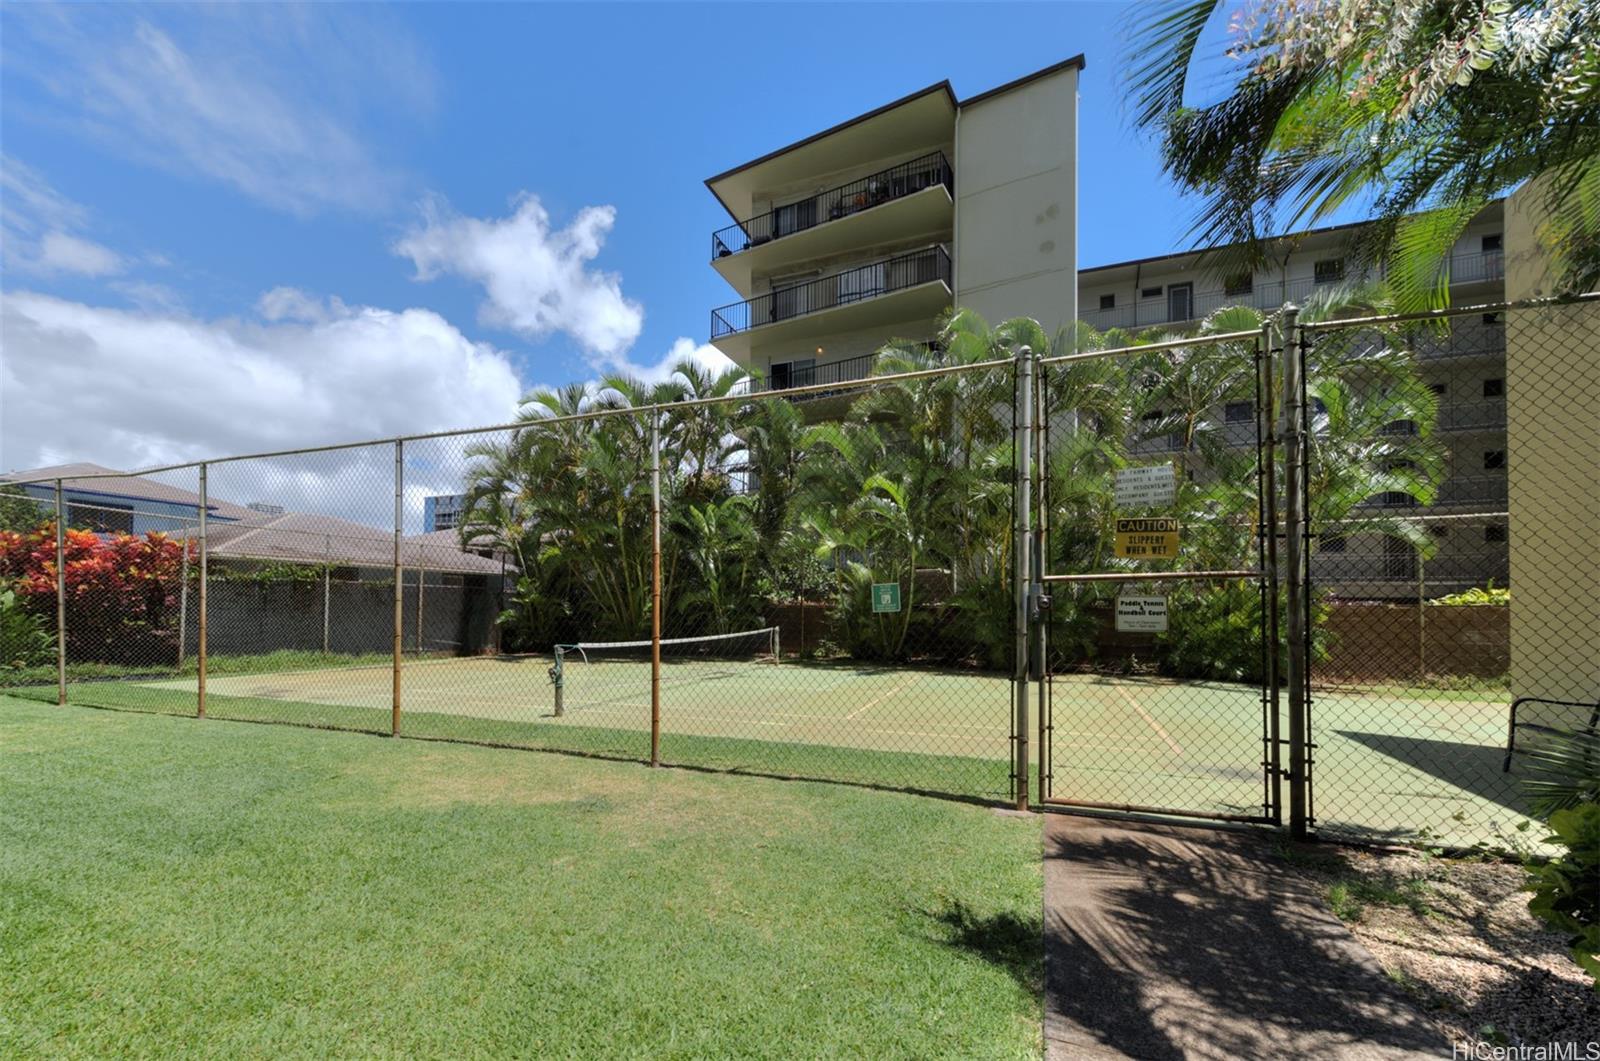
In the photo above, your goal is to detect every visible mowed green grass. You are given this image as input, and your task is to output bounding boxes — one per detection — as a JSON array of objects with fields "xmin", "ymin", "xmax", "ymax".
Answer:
[{"xmin": 0, "ymin": 697, "xmax": 1044, "ymax": 1058}]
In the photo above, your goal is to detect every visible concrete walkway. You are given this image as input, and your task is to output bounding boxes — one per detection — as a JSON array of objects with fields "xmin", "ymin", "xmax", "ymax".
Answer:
[{"xmin": 1043, "ymin": 814, "xmax": 1447, "ymax": 1059}]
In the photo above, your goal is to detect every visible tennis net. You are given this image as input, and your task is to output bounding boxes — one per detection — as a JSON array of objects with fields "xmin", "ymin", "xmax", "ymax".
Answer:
[{"xmin": 550, "ymin": 627, "xmax": 779, "ymax": 714}]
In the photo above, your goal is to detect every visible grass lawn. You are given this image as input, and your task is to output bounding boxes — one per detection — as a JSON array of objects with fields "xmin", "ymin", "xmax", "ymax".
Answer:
[{"xmin": 0, "ymin": 696, "xmax": 1044, "ymax": 1058}]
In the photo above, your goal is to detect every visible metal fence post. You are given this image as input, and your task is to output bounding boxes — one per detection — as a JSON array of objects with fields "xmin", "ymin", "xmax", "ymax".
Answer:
[
  {"xmin": 197, "ymin": 464, "xmax": 208, "ymax": 719},
  {"xmin": 1280, "ymin": 307, "xmax": 1308, "ymax": 838},
  {"xmin": 1257, "ymin": 320, "xmax": 1283, "ymax": 824},
  {"xmin": 1013, "ymin": 345, "xmax": 1034, "ymax": 812},
  {"xmin": 177, "ymin": 539, "xmax": 189, "ymax": 667},
  {"xmin": 54, "ymin": 481, "xmax": 66, "ymax": 706},
  {"xmin": 650, "ymin": 407, "xmax": 663, "ymax": 768},
  {"xmin": 392, "ymin": 440, "xmax": 403, "ymax": 737},
  {"xmin": 322, "ymin": 534, "xmax": 331, "ymax": 655},
  {"xmin": 1032, "ymin": 348, "xmax": 1049, "ymax": 803}
]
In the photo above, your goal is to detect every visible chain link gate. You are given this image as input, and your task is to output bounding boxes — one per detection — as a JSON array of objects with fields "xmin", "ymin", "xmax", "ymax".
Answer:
[{"xmin": 1019, "ymin": 328, "xmax": 1289, "ymax": 825}]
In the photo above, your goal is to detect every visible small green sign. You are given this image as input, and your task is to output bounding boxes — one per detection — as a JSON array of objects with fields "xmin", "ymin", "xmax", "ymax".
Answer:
[{"xmin": 871, "ymin": 582, "xmax": 902, "ymax": 613}]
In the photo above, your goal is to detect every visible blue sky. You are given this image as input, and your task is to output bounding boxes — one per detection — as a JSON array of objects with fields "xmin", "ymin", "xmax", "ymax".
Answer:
[{"xmin": 1, "ymin": 2, "xmax": 1249, "ymax": 474}]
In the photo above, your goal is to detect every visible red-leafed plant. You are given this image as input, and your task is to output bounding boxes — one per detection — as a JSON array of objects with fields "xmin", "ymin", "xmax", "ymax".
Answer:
[{"xmin": 0, "ymin": 524, "xmax": 190, "ymax": 662}]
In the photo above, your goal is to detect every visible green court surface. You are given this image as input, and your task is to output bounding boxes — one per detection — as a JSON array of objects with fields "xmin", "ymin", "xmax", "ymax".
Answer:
[{"xmin": 7, "ymin": 656, "xmax": 1535, "ymax": 846}]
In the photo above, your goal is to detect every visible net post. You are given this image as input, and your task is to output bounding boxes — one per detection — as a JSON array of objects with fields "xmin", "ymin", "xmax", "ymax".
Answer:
[
  {"xmin": 392, "ymin": 440, "xmax": 403, "ymax": 737},
  {"xmin": 553, "ymin": 648, "xmax": 564, "ymax": 717},
  {"xmin": 1280, "ymin": 306, "xmax": 1308, "ymax": 839},
  {"xmin": 772, "ymin": 627, "xmax": 780, "ymax": 664},
  {"xmin": 650, "ymin": 408, "xmax": 662, "ymax": 768},
  {"xmin": 197, "ymin": 464, "xmax": 208, "ymax": 719},
  {"xmin": 1013, "ymin": 344, "xmax": 1033, "ymax": 812},
  {"xmin": 54, "ymin": 480, "xmax": 66, "ymax": 706}
]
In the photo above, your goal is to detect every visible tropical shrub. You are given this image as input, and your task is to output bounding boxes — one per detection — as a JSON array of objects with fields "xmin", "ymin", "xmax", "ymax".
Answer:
[
  {"xmin": 1429, "ymin": 582, "xmax": 1510, "ymax": 607},
  {"xmin": 0, "ymin": 523, "xmax": 187, "ymax": 662},
  {"xmin": 0, "ymin": 588, "xmax": 54, "ymax": 668},
  {"xmin": 1525, "ymin": 804, "xmax": 1600, "ymax": 989}
]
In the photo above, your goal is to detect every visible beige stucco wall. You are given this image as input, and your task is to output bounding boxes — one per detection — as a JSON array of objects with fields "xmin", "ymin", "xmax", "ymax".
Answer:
[
  {"xmin": 1504, "ymin": 182, "xmax": 1600, "ymax": 702},
  {"xmin": 954, "ymin": 66, "xmax": 1078, "ymax": 345}
]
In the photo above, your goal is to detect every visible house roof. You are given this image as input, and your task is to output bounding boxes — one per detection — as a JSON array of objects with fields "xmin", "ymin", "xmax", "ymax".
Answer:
[
  {"xmin": 1, "ymin": 462, "xmax": 258, "ymax": 521},
  {"xmin": 201, "ymin": 511, "xmax": 505, "ymax": 575}
]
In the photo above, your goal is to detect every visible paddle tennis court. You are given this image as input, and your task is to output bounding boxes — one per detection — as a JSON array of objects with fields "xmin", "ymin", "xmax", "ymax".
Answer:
[{"xmin": 34, "ymin": 648, "xmax": 1536, "ymax": 844}]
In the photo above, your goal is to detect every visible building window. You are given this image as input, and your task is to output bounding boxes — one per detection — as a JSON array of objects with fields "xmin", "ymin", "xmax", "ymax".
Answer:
[
  {"xmin": 1381, "ymin": 420, "xmax": 1418, "ymax": 436},
  {"xmin": 1099, "ymin": 294, "xmax": 1115, "ymax": 311},
  {"xmin": 1482, "ymin": 378, "xmax": 1504, "ymax": 398},
  {"xmin": 1310, "ymin": 397, "xmax": 1328, "ymax": 415},
  {"xmin": 1319, "ymin": 535, "xmax": 1346, "ymax": 553},
  {"xmin": 769, "ymin": 358, "xmax": 815, "ymax": 390},
  {"xmin": 1224, "ymin": 401, "xmax": 1253, "ymax": 423},
  {"xmin": 67, "ymin": 502, "xmax": 133, "ymax": 534},
  {"xmin": 1140, "ymin": 286, "xmax": 1163, "ymax": 298},
  {"xmin": 1223, "ymin": 272, "xmax": 1253, "ymax": 297},
  {"xmin": 1314, "ymin": 258, "xmax": 1345, "ymax": 284},
  {"xmin": 1483, "ymin": 449, "xmax": 1506, "ymax": 470},
  {"xmin": 1481, "ymin": 233, "xmax": 1503, "ymax": 252},
  {"xmin": 1484, "ymin": 524, "xmax": 1507, "ymax": 543},
  {"xmin": 1382, "ymin": 535, "xmax": 1417, "ymax": 580}
]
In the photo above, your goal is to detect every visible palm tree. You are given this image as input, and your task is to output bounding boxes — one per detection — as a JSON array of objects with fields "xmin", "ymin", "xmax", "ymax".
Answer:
[{"xmin": 1124, "ymin": 0, "xmax": 1600, "ymax": 305}]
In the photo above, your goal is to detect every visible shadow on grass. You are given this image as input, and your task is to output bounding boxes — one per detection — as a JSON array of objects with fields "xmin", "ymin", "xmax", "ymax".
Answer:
[{"xmin": 925, "ymin": 899, "xmax": 1044, "ymax": 995}]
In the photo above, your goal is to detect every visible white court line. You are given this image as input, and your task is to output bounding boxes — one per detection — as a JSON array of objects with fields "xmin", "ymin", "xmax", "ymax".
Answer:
[
  {"xmin": 1110, "ymin": 684, "xmax": 1186, "ymax": 759},
  {"xmin": 844, "ymin": 675, "xmax": 923, "ymax": 721}
]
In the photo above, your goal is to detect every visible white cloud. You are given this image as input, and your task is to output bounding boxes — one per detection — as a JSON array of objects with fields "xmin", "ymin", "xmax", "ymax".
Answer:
[
  {"xmin": 0, "ymin": 290, "xmax": 524, "ymax": 487},
  {"xmin": 0, "ymin": 157, "xmax": 134, "ymax": 278},
  {"xmin": 627, "ymin": 337, "xmax": 738, "ymax": 385},
  {"xmin": 395, "ymin": 195, "xmax": 645, "ymax": 359},
  {"xmin": 35, "ymin": 232, "xmax": 125, "ymax": 277},
  {"xmin": 5, "ymin": 7, "xmax": 432, "ymax": 216}
]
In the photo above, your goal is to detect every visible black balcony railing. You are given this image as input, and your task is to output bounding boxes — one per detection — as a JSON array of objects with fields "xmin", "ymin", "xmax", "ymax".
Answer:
[
  {"xmin": 1081, "ymin": 250, "xmax": 1507, "ymax": 333},
  {"xmin": 711, "ymin": 245, "xmax": 952, "ymax": 340},
  {"xmin": 712, "ymin": 152, "xmax": 953, "ymax": 260}
]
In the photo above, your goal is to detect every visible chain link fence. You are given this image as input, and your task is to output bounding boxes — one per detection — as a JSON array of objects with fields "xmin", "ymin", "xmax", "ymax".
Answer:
[
  {"xmin": 2, "ymin": 295, "xmax": 1594, "ymax": 847},
  {"xmin": 1301, "ymin": 299, "xmax": 1599, "ymax": 846}
]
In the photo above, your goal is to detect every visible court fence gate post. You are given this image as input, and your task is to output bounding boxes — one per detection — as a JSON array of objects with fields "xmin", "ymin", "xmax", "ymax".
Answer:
[
  {"xmin": 1280, "ymin": 307, "xmax": 1309, "ymax": 838},
  {"xmin": 1256, "ymin": 321, "xmax": 1283, "ymax": 825},
  {"xmin": 198, "ymin": 463, "xmax": 208, "ymax": 719},
  {"xmin": 650, "ymin": 406, "xmax": 662, "ymax": 768},
  {"xmin": 392, "ymin": 440, "xmax": 403, "ymax": 737},
  {"xmin": 54, "ymin": 480, "xmax": 66, "ymax": 707},
  {"xmin": 1013, "ymin": 344, "xmax": 1034, "ymax": 812}
]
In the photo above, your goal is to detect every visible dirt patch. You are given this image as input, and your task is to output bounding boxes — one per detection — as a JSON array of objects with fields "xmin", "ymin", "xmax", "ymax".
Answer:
[{"xmin": 1279, "ymin": 843, "xmax": 1598, "ymax": 1049}]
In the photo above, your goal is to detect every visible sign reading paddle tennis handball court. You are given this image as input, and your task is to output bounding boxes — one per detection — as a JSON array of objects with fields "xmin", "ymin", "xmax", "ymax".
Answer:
[{"xmin": 871, "ymin": 582, "xmax": 901, "ymax": 613}]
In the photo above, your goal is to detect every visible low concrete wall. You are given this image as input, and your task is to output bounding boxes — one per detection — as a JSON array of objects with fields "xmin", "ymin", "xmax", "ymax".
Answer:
[
  {"xmin": 1319, "ymin": 601, "xmax": 1509, "ymax": 682},
  {"xmin": 185, "ymin": 579, "xmax": 500, "ymax": 658}
]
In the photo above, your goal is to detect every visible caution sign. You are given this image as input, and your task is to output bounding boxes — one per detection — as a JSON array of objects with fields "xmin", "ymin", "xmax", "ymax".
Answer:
[
  {"xmin": 1115, "ymin": 596, "xmax": 1169, "ymax": 633},
  {"xmin": 1114, "ymin": 517, "xmax": 1180, "ymax": 560}
]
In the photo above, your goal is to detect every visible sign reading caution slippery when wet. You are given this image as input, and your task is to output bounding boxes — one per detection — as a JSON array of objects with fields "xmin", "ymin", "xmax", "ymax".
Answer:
[{"xmin": 1114, "ymin": 517, "xmax": 1180, "ymax": 560}]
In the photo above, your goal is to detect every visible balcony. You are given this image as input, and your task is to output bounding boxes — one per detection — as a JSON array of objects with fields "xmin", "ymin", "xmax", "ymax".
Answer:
[
  {"xmin": 1079, "ymin": 250, "xmax": 1507, "ymax": 333},
  {"xmin": 1437, "ymin": 400, "xmax": 1507, "ymax": 432},
  {"xmin": 710, "ymin": 245, "xmax": 952, "ymax": 361},
  {"xmin": 712, "ymin": 153, "xmax": 953, "ymax": 260}
]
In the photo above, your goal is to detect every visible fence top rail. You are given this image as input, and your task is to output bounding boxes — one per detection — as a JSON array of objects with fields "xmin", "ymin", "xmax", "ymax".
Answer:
[
  {"xmin": 1042, "ymin": 328, "xmax": 1262, "ymax": 366},
  {"xmin": 1, "ymin": 355, "xmax": 1017, "ymax": 488},
  {"xmin": 1299, "ymin": 290, "xmax": 1599, "ymax": 333}
]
